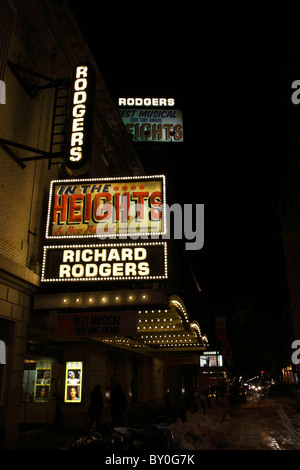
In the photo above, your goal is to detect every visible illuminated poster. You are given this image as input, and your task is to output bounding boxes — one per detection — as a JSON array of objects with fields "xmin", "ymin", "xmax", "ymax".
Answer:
[
  {"xmin": 34, "ymin": 364, "xmax": 51, "ymax": 401},
  {"xmin": 118, "ymin": 108, "xmax": 183, "ymax": 142},
  {"xmin": 41, "ymin": 242, "xmax": 168, "ymax": 282},
  {"xmin": 45, "ymin": 175, "xmax": 166, "ymax": 239},
  {"xmin": 64, "ymin": 362, "xmax": 82, "ymax": 403}
]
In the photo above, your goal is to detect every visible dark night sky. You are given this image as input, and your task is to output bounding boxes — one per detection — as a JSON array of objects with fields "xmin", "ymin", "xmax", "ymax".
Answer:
[{"xmin": 70, "ymin": 2, "xmax": 299, "ymax": 374}]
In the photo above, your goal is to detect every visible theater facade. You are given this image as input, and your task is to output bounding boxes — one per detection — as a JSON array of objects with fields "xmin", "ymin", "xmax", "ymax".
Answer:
[{"xmin": 0, "ymin": 0, "xmax": 207, "ymax": 448}]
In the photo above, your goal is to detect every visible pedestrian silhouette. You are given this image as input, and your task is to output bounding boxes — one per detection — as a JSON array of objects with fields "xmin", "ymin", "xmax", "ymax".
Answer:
[
  {"xmin": 110, "ymin": 383, "xmax": 127, "ymax": 427},
  {"xmin": 87, "ymin": 384, "xmax": 103, "ymax": 431}
]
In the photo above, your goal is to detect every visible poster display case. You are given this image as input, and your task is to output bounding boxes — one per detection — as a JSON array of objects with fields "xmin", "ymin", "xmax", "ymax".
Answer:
[
  {"xmin": 64, "ymin": 361, "xmax": 83, "ymax": 403},
  {"xmin": 35, "ymin": 366, "xmax": 51, "ymax": 401}
]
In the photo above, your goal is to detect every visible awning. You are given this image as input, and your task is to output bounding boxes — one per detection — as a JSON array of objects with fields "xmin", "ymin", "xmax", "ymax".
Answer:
[{"xmin": 100, "ymin": 295, "xmax": 208, "ymax": 353}]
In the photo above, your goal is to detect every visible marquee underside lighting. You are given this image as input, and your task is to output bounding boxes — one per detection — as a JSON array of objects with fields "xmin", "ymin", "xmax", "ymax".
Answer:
[{"xmin": 99, "ymin": 296, "xmax": 208, "ymax": 352}]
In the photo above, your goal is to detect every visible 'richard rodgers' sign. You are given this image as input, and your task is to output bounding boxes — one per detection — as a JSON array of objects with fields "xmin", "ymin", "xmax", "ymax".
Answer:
[
  {"xmin": 45, "ymin": 175, "xmax": 166, "ymax": 239},
  {"xmin": 41, "ymin": 242, "xmax": 167, "ymax": 282}
]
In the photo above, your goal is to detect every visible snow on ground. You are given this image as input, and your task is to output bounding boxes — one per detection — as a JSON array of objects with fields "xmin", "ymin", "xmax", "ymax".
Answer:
[{"xmin": 168, "ymin": 402, "xmax": 235, "ymax": 450}]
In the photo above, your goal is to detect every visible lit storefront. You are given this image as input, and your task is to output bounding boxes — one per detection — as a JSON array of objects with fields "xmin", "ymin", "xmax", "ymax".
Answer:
[{"xmin": 29, "ymin": 290, "xmax": 207, "ymax": 426}]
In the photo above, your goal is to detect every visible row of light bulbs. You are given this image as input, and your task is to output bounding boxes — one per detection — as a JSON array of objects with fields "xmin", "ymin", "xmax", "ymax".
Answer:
[
  {"xmin": 62, "ymin": 293, "xmax": 149, "ymax": 304},
  {"xmin": 103, "ymin": 337, "xmax": 201, "ymax": 348}
]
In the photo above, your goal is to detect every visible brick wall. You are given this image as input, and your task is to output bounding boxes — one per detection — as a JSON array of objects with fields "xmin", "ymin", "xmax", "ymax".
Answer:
[
  {"xmin": 0, "ymin": 66, "xmax": 58, "ymax": 271},
  {"xmin": 0, "ymin": 281, "xmax": 32, "ymax": 448}
]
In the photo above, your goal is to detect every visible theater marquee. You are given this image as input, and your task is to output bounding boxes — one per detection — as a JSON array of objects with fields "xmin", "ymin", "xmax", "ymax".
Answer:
[
  {"xmin": 41, "ymin": 242, "xmax": 168, "ymax": 282},
  {"xmin": 118, "ymin": 108, "xmax": 183, "ymax": 142},
  {"xmin": 45, "ymin": 175, "xmax": 166, "ymax": 239}
]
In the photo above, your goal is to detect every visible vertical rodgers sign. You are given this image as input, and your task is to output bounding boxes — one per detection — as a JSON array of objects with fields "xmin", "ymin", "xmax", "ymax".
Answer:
[
  {"xmin": 65, "ymin": 62, "xmax": 96, "ymax": 175},
  {"xmin": 118, "ymin": 98, "xmax": 183, "ymax": 142},
  {"xmin": 45, "ymin": 175, "xmax": 166, "ymax": 239}
]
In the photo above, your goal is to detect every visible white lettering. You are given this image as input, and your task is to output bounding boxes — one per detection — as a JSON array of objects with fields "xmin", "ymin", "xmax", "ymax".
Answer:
[
  {"xmin": 73, "ymin": 91, "xmax": 87, "ymax": 105},
  {"xmin": 99, "ymin": 263, "xmax": 111, "ymax": 277},
  {"xmin": 86, "ymin": 263, "xmax": 98, "ymax": 277},
  {"xmin": 118, "ymin": 97, "xmax": 175, "ymax": 107},
  {"xmin": 121, "ymin": 248, "xmax": 133, "ymax": 260},
  {"xmin": 76, "ymin": 66, "xmax": 88, "ymax": 78},
  {"xmin": 134, "ymin": 247, "xmax": 147, "ymax": 260},
  {"xmin": 112, "ymin": 263, "xmax": 123, "ymax": 276},
  {"xmin": 70, "ymin": 147, "xmax": 82, "ymax": 161},
  {"xmin": 71, "ymin": 132, "xmax": 84, "ymax": 147},
  {"xmin": 69, "ymin": 65, "xmax": 91, "ymax": 164},
  {"xmin": 94, "ymin": 249, "xmax": 107, "ymax": 262},
  {"xmin": 73, "ymin": 104, "xmax": 86, "ymax": 118},
  {"xmin": 107, "ymin": 248, "xmax": 120, "ymax": 261},
  {"xmin": 74, "ymin": 78, "xmax": 87, "ymax": 91},
  {"xmin": 125, "ymin": 262, "xmax": 136, "ymax": 276},
  {"xmin": 72, "ymin": 264, "xmax": 84, "ymax": 277},
  {"xmin": 72, "ymin": 118, "xmax": 84, "ymax": 132},
  {"xmin": 59, "ymin": 264, "xmax": 71, "ymax": 277},
  {"xmin": 81, "ymin": 249, "xmax": 93, "ymax": 262},
  {"xmin": 63, "ymin": 250, "xmax": 74, "ymax": 262},
  {"xmin": 138, "ymin": 262, "xmax": 150, "ymax": 276}
]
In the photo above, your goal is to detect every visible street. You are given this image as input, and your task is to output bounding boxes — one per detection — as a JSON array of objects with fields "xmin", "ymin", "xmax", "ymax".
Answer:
[
  {"xmin": 168, "ymin": 392, "xmax": 300, "ymax": 451},
  {"xmin": 221, "ymin": 395, "xmax": 300, "ymax": 450}
]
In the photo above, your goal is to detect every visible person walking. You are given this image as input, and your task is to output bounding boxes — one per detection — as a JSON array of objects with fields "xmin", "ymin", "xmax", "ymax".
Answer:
[{"xmin": 87, "ymin": 384, "xmax": 104, "ymax": 431}]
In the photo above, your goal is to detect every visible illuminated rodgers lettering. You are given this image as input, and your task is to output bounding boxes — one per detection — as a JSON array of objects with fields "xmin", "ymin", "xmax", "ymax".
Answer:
[
  {"xmin": 70, "ymin": 65, "xmax": 88, "ymax": 162},
  {"xmin": 118, "ymin": 98, "xmax": 175, "ymax": 107},
  {"xmin": 41, "ymin": 242, "xmax": 168, "ymax": 282},
  {"xmin": 66, "ymin": 63, "xmax": 95, "ymax": 174},
  {"xmin": 58, "ymin": 247, "xmax": 149, "ymax": 279}
]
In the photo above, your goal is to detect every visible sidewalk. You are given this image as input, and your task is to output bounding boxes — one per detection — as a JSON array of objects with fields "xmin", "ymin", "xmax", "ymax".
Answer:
[
  {"xmin": 16, "ymin": 401, "xmax": 178, "ymax": 450},
  {"xmin": 17, "ymin": 424, "xmax": 82, "ymax": 450}
]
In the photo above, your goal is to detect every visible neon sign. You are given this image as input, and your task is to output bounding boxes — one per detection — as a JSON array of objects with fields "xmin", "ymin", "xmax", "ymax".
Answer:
[
  {"xmin": 65, "ymin": 63, "xmax": 95, "ymax": 175},
  {"xmin": 118, "ymin": 98, "xmax": 175, "ymax": 107},
  {"xmin": 41, "ymin": 242, "xmax": 168, "ymax": 282}
]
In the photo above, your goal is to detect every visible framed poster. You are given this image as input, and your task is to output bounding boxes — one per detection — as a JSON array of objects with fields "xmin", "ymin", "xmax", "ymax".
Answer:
[
  {"xmin": 64, "ymin": 362, "xmax": 82, "ymax": 403},
  {"xmin": 34, "ymin": 365, "xmax": 51, "ymax": 401}
]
